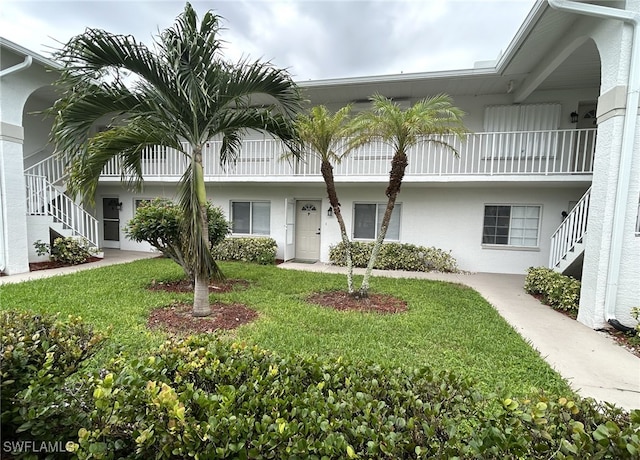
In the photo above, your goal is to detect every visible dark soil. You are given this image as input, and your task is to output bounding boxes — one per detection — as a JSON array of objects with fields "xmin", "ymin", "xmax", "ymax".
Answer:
[
  {"xmin": 147, "ymin": 278, "xmax": 250, "ymax": 293},
  {"xmin": 28, "ymin": 256, "xmax": 102, "ymax": 271},
  {"xmin": 148, "ymin": 302, "xmax": 259, "ymax": 334},
  {"xmin": 307, "ymin": 291, "xmax": 408, "ymax": 314}
]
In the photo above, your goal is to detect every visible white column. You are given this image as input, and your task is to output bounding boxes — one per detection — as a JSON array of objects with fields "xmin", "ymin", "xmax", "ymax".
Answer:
[{"xmin": 0, "ymin": 121, "xmax": 30, "ymax": 274}]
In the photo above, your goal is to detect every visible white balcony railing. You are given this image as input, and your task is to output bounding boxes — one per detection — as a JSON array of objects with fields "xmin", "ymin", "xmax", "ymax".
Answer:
[
  {"xmin": 549, "ymin": 186, "xmax": 591, "ymax": 269},
  {"xmin": 25, "ymin": 174, "xmax": 99, "ymax": 247},
  {"xmin": 99, "ymin": 128, "xmax": 596, "ymax": 180}
]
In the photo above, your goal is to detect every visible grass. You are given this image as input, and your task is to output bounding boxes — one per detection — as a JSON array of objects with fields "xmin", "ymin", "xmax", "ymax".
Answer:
[{"xmin": 0, "ymin": 258, "xmax": 572, "ymax": 397}]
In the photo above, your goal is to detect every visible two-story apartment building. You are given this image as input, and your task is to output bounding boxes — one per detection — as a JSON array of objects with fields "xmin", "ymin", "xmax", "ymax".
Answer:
[{"xmin": 1, "ymin": 0, "xmax": 638, "ymax": 329}]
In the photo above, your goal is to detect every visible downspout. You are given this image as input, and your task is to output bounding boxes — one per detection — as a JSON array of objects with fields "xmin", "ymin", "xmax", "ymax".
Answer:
[
  {"xmin": 0, "ymin": 55, "xmax": 34, "ymax": 272},
  {"xmin": 0, "ymin": 55, "xmax": 32, "ymax": 78},
  {"xmin": 549, "ymin": 0, "xmax": 639, "ymax": 331}
]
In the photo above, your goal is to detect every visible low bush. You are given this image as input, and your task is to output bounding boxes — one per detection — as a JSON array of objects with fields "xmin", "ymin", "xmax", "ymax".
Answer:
[
  {"xmin": 1, "ymin": 322, "xmax": 638, "ymax": 459},
  {"xmin": 66, "ymin": 336, "xmax": 639, "ymax": 459},
  {"xmin": 524, "ymin": 267, "xmax": 581, "ymax": 313},
  {"xmin": 126, "ymin": 198, "xmax": 231, "ymax": 281},
  {"xmin": 212, "ymin": 237, "xmax": 277, "ymax": 265},
  {"xmin": 0, "ymin": 311, "xmax": 105, "ymax": 449},
  {"xmin": 34, "ymin": 236, "xmax": 96, "ymax": 265},
  {"xmin": 329, "ymin": 241, "xmax": 459, "ymax": 273}
]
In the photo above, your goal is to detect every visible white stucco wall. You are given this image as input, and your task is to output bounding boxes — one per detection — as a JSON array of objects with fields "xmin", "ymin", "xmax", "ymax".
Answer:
[{"xmin": 99, "ymin": 182, "xmax": 587, "ymax": 275}]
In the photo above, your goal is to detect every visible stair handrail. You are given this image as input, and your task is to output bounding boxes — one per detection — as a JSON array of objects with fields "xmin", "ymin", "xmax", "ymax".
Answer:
[
  {"xmin": 24, "ymin": 174, "xmax": 99, "ymax": 247},
  {"xmin": 549, "ymin": 186, "xmax": 591, "ymax": 268},
  {"xmin": 23, "ymin": 152, "xmax": 70, "ymax": 185}
]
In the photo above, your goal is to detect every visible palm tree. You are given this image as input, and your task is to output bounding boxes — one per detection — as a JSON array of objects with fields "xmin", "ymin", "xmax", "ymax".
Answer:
[
  {"xmin": 49, "ymin": 3, "xmax": 303, "ymax": 316},
  {"xmin": 289, "ymin": 105, "xmax": 357, "ymax": 293},
  {"xmin": 350, "ymin": 94, "xmax": 467, "ymax": 297}
]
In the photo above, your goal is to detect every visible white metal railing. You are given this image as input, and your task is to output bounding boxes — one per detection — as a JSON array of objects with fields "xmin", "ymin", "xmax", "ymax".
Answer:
[
  {"xmin": 100, "ymin": 128, "xmax": 596, "ymax": 179},
  {"xmin": 25, "ymin": 174, "xmax": 99, "ymax": 247},
  {"xmin": 24, "ymin": 152, "xmax": 70, "ymax": 185},
  {"xmin": 549, "ymin": 186, "xmax": 591, "ymax": 269}
]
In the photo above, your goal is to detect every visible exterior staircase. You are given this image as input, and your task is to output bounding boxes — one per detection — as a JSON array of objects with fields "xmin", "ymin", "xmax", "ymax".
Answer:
[
  {"xmin": 549, "ymin": 186, "xmax": 590, "ymax": 275},
  {"xmin": 24, "ymin": 154, "xmax": 99, "ymax": 248}
]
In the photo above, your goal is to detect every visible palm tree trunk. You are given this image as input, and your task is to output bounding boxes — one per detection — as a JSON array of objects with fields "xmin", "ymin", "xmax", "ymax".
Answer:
[
  {"xmin": 191, "ymin": 146, "xmax": 213, "ymax": 316},
  {"xmin": 192, "ymin": 274, "xmax": 211, "ymax": 316},
  {"xmin": 321, "ymin": 160, "xmax": 354, "ymax": 294},
  {"xmin": 359, "ymin": 151, "xmax": 408, "ymax": 297}
]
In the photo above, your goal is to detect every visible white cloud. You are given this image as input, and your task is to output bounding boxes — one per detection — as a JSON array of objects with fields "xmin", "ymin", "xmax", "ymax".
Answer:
[{"xmin": 1, "ymin": 0, "xmax": 537, "ymax": 80}]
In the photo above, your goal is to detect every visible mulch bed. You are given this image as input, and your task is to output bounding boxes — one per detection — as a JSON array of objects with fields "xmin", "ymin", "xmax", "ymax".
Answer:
[
  {"xmin": 28, "ymin": 256, "xmax": 102, "ymax": 271},
  {"xmin": 307, "ymin": 291, "xmax": 408, "ymax": 314},
  {"xmin": 147, "ymin": 278, "xmax": 250, "ymax": 293},
  {"xmin": 148, "ymin": 302, "xmax": 259, "ymax": 334}
]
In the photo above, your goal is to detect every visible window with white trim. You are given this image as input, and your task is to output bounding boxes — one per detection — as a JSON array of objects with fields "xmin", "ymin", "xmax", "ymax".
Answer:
[
  {"xmin": 231, "ymin": 201, "xmax": 270, "ymax": 235},
  {"xmin": 482, "ymin": 205, "xmax": 540, "ymax": 247},
  {"xmin": 353, "ymin": 203, "xmax": 401, "ymax": 240}
]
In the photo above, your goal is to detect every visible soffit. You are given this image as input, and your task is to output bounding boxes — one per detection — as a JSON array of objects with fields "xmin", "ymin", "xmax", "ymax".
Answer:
[{"xmin": 300, "ymin": 2, "xmax": 602, "ymax": 105}]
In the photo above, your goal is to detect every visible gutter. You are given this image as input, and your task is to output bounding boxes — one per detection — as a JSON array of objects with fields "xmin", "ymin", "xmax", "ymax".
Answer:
[
  {"xmin": 549, "ymin": 0, "xmax": 639, "ymax": 331},
  {"xmin": 0, "ymin": 55, "xmax": 33, "ymax": 78}
]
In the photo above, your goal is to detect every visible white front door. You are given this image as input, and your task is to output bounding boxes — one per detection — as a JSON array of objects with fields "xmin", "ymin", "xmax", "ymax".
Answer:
[
  {"xmin": 102, "ymin": 197, "xmax": 121, "ymax": 249},
  {"xmin": 295, "ymin": 200, "xmax": 321, "ymax": 261}
]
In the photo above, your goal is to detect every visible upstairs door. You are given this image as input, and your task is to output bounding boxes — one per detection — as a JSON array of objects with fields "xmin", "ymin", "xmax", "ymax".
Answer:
[
  {"xmin": 295, "ymin": 200, "xmax": 321, "ymax": 261},
  {"xmin": 102, "ymin": 197, "xmax": 121, "ymax": 249}
]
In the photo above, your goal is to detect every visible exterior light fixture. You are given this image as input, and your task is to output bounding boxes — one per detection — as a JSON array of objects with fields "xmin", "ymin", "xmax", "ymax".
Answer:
[
  {"xmin": 570, "ymin": 111, "xmax": 579, "ymax": 123},
  {"xmin": 327, "ymin": 206, "xmax": 333, "ymax": 217}
]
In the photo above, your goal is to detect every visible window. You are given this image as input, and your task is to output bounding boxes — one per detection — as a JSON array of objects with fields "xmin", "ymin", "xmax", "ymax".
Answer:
[
  {"xmin": 353, "ymin": 203, "xmax": 401, "ymax": 240},
  {"xmin": 482, "ymin": 205, "xmax": 540, "ymax": 247},
  {"xmin": 231, "ymin": 201, "xmax": 270, "ymax": 235}
]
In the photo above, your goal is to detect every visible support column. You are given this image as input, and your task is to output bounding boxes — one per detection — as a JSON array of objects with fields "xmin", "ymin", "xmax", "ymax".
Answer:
[
  {"xmin": 0, "ymin": 121, "xmax": 30, "ymax": 274},
  {"xmin": 578, "ymin": 85, "xmax": 640, "ymax": 328}
]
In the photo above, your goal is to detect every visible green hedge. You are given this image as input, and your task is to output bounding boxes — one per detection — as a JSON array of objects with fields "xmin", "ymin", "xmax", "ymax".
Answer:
[
  {"xmin": 329, "ymin": 241, "xmax": 459, "ymax": 273},
  {"xmin": 524, "ymin": 267, "xmax": 581, "ymax": 313},
  {"xmin": 3, "ymin": 311, "xmax": 640, "ymax": 459},
  {"xmin": 212, "ymin": 237, "xmax": 277, "ymax": 265},
  {"xmin": 1, "ymin": 311, "xmax": 105, "ymax": 447}
]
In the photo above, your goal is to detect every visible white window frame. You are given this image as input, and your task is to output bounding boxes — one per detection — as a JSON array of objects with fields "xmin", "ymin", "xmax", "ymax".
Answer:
[
  {"xmin": 482, "ymin": 204, "xmax": 541, "ymax": 248},
  {"xmin": 230, "ymin": 200, "xmax": 271, "ymax": 236},
  {"xmin": 352, "ymin": 202, "xmax": 402, "ymax": 241}
]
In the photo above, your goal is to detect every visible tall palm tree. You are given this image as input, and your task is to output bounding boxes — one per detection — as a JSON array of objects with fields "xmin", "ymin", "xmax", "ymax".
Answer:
[
  {"xmin": 350, "ymin": 94, "xmax": 467, "ymax": 296},
  {"xmin": 289, "ymin": 105, "xmax": 357, "ymax": 293},
  {"xmin": 49, "ymin": 3, "xmax": 303, "ymax": 316}
]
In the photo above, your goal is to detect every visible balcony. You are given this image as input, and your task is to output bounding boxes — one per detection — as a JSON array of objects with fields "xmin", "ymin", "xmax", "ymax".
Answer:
[{"xmin": 99, "ymin": 128, "xmax": 596, "ymax": 183}]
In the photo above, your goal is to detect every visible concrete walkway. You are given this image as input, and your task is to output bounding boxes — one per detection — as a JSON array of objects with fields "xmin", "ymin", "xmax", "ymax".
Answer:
[
  {"xmin": 0, "ymin": 249, "xmax": 158, "ymax": 285},
  {"xmin": 1, "ymin": 251, "xmax": 638, "ymax": 410},
  {"xmin": 279, "ymin": 261, "xmax": 640, "ymax": 411}
]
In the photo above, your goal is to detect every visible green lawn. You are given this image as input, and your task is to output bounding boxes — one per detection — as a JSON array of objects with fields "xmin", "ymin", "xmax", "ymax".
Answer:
[{"xmin": 0, "ymin": 258, "xmax": 572, "ymax": 397}]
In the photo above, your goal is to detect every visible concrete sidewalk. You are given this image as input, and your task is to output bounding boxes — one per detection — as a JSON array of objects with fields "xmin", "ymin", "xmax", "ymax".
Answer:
[
  {"xmin": 1, "ymin": 252, "xmax": 638, "ymax": 410},
  {"xmin": 0, "ymin": 249, "xmax": 158, "ymax": 285},
  {"xmin": 279, "ymin": 261, "xmax": 640, "ymax": 411}
]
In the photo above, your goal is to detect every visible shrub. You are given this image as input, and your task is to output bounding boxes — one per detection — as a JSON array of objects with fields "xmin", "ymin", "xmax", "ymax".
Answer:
[
  {"xmin": 0, "ymin": 311, "xmax": 105, "ymax": 450},
  {"xmin": 33, "ymin": 237, "xmax": 96, "ymax": 265},
  {"xmin": 59, "ymin": 336, "xmax": 640, "ymax": 459},
  {"xmin": 524, "ymin": 267, "xmax": 581, "ymax": 313},
  {"xmin": 212, "ymin": 237, "xmax": 277, "ymax": 265},
  {"xmin": 126, "ymin": 198, "xmax": 231, "ymax": 280},
  {"xmin": 329, "ymin": 241, "xmax": 459, "ymax": 273}
]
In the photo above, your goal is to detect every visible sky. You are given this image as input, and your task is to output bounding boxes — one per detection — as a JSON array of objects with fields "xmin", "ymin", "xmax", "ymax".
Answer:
[{"xmin": 1, "ymin": 0, "xmax": 538, "ymax": 81}]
